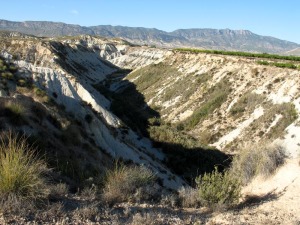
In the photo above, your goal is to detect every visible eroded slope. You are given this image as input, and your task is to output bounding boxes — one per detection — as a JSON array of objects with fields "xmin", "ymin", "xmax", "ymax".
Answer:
[
  {"xmin": 119, "ymin": 50, "xmax": 300, "ymax": 158},
  {"xmin": 0, "ymin": 34, "xmax": 189, "ymax": 189}
]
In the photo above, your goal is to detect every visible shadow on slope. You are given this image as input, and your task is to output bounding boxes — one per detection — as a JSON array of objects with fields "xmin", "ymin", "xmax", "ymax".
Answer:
[{"xmin": 95, "ymin": 73, "xmax": 230, "ymax": 185}]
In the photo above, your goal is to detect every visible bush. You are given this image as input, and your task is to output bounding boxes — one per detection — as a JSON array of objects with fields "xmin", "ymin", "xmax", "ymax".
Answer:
[
  {"xmin": 195, "ymin": 167, "xmax": 241, "ymax": 209},
  {"xmin": 33, "ymin": 86, "xmax": 50, "ymax": 103},
  {"xmin": 103, "ymin": 163, "xmax": 156, "ymax": 204},
  {"xmin": 231, "ymin": 144, "xmax": 287, "ymax": 184},
  {"xmin": 0, "ymin": 132, "xmax": 48, "ymax": 200}
]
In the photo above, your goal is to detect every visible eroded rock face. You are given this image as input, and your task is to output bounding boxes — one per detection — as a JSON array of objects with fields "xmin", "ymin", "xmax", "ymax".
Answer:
[
  {"xmin": 1, "ymin": 34, "xmax": 300, "ymax": 189},
  {"xmin": 0, "ymin": 35, "xmax": 186, "ymax": 190},
  {"xmin": 112, "ymin": 49, "xmax": 300, "ymax": 158}
]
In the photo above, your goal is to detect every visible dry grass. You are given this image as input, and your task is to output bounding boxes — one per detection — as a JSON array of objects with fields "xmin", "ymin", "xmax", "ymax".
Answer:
[
  {"xmin": 131, "ymin": 212, "xmax": 164, "ymax": 225},
  {"xmin": 0, "ymin": 132, "xmax": 49, "ymax": 201},
  {"xmin": 103, "ymin": 163, "xmax": 156, "ymax": 204},
  {"xmin": 49, "ymin": 183, "xmax": 69, "ymax": 200},
  {"xmin": 80, "ymin": 185, "xmax": 98, "ymax": 201},
  {"xmin": 72, "ymin": 203, "xmax": 100, "ymax": 222},
  {"xmin": 178, "ymin": 187, "xmax": 200, "ymax": 208},
  {"xmin": 231, "ymin": 143, "xmax": 287, "ymax": 184},
  {"xmin": 183, "ymin": 78, "xmax": 231, "ymax": 130},
  {"xmin": 0, "ymin": 193, "xmax": 35, "ymax": 215}
]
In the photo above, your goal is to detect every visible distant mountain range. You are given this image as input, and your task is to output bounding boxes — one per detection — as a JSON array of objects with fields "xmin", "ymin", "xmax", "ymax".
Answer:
[{"xmin": 0, "ymin": 19, "xmax": 299, "ymax": 54}]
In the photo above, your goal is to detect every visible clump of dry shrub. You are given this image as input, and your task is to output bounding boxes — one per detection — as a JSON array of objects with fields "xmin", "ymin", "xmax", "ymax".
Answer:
[
  {"xmin": 103, "ymin": 163, "xmax": 156, "ymax": 204},
  {"xmin": 230, "ymin": 143, "xmax": 287, "ymax": 184},
  {"xmin": 178, "ymin": 187, "xmax": 200, "ymax": 208}
]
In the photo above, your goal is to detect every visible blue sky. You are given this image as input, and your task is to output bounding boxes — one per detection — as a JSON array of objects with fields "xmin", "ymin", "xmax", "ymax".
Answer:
[{"xmin": 1, "ymin": 0, "xmax": 299, "ymax": 43}]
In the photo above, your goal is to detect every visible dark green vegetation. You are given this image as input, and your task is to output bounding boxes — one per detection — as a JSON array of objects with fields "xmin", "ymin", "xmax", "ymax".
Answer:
[
  {"xmin": 148, "ymin": 124, "xmax": 229, "ymax": 180},
  {"xmin": 196, "ymin": 167, "xmax": 241, "ymax": 208},
  {"xmin": 3, "ymin": 101, "xmax": 27, "ymax": 126},
  {"xmin": 257, "ymin": 60, "xmax": 299, "ymax": 69},
  {"xmin": 0, "ymin": 56, "xmax": 50, "ymax": 103},
  {"xmin": 175, "ymin": 48, "xmax": 300, "ymax": 61}
]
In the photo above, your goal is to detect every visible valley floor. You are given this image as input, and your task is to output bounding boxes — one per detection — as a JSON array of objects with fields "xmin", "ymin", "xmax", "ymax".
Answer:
[{"xmin": 1, "ymin": 157, "xmax": 299, "ymax": 225}]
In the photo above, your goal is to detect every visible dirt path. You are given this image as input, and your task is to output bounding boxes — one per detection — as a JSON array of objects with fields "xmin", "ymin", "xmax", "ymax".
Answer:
[{"xmin": 208, "ymin": 157, "xmax": 300, "ymax": 224}]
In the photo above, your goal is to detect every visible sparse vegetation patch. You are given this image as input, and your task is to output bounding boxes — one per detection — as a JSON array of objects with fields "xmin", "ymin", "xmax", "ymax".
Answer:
[
  {"xmin": 230, "ymin": 92, "xmax": 265, "ymax": 117},
  {"xmin": 249, "ymin": 102, "xmax": 298, "ymax": 139},
  {"xmin": 183, "ymin": 78, "xmax": 231, "ymax": 130}
]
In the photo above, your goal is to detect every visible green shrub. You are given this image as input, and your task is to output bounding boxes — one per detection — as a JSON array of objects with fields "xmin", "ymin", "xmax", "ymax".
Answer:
[
  {"xmin": 33, "ymin": 86, "xmax": 50, "ymax": 103},
  {"xmin": 257, "ymin": 60, "xmax": 270, "ymax": 65},
  {"xmin": 103, "ymin": 163, "xmax": 156, "ymax": 204},
  {"xmin": 195, "ymin": 167, "xmax": 241, "ymax": 208},
  {"xmin": 34, "ymin": 86, "xmax": 46, "ymax": 97},
  {"xmin": 231, "ymin": 144, "xmax": 286, "ymax": 184},
  {"xmin": 0, "ymin": 132, "xmax": 48, "ymax": 200},
  {"xmin": 273, "ymin": 62, "xmax": 297, "ymax": 69},
  {"xmin": 17, "ymin": 78, "xmax": 28, "ymax": 87}
]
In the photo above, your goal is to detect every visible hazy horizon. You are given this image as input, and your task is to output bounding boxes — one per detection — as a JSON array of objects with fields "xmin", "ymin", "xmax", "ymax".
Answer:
[{"xmin": 0, "ymin": 0, "xmax": 299, "ymax": 44}]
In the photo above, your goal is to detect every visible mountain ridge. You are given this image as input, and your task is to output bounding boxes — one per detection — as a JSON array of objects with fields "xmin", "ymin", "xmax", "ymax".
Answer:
[{"xmin": 0, "ymin": 19, "xmax": 299, "ymax": 54}]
